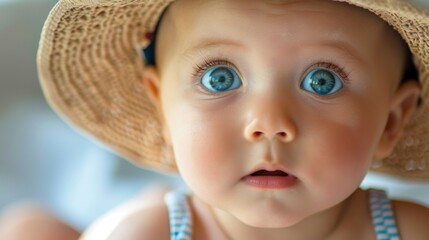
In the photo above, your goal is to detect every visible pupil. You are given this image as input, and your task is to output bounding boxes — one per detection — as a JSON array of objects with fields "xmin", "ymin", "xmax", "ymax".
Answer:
[
  {"xmin": 209, "ymin": 67, "xmax": 233, "ymax": 91},
  {"xmin": 310, "ymin": 70, "xmax": 335, "ymax": 94}
]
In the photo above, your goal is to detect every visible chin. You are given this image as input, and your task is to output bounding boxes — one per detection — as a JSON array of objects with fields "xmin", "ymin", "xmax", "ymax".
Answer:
[{"xmin": 235, "ymin": 210, "xmax": 305, "ymax": 229}]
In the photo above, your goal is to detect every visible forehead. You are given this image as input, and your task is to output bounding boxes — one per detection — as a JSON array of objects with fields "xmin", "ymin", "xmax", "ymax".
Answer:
[
  {"xmin": 165, "ymin": 0, "xmax": 389, "ymax": 42},
  {"xmin": 157, "ymin": 0, "xmax": 404, "ymax": 80}
]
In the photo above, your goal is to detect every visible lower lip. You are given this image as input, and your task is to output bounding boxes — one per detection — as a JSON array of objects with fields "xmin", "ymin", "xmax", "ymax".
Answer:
[{"xmin": 242, "ymin": 175, "xmax": 298, "ymax": 189}]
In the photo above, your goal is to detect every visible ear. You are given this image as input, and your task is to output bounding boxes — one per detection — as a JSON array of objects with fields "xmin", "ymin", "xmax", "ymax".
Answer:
[
  {"xmin": 142, "ymin": 66, "xmax": 172, "ymax": 144},
  {"xmin": 375, "ymin": 80, "xmax": 421, "ymax": 159},
  {"xmin": 143, "ymin": 66, "xmax": 162, "ymax": 108}
]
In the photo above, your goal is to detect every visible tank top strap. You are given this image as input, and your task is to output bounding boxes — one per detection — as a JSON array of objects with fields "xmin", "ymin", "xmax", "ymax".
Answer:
[
  {"xmin": 164, "ymin": 191, "xmax": 193, "ymax": 240},
  {"xmin": 368, "ymin": 189, "xmax": 400, "ymax": 240}
]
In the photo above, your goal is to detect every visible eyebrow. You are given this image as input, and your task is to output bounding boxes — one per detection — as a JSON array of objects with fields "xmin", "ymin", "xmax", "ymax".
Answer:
[
  {"xmin": 315, "ymin": 39, "xmax": 366, "ymax": 66},
  {"xmin": 181, "ymin": 37, "xmax": 366, "ymax": 66},
  {"xmin": 181, "ymin": 38, "xmax": 245, "ymax": 58}
]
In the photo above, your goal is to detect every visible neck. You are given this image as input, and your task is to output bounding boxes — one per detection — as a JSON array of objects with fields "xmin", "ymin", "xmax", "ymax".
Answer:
[{"xmin": 197, "ymin": 190, "xmax": 363, "ymax": 240}]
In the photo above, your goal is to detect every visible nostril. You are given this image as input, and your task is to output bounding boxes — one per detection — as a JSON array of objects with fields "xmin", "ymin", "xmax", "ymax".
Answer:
[
  {"xmin": 244, "ymin": 117, "xmax": 296, "ymax": 142},
  {"xmin": 253, "ymin": 131, "xmax": 263, "ymax": 138},
  {"xmin": 278, "ymin": 132, "xmax": 287, "ymax": 138}
]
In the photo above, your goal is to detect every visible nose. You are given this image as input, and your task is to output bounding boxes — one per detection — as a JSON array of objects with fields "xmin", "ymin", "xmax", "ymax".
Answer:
[{"xmin": 244, "ymin": 106, "xmax": 297, "ymax": 143}]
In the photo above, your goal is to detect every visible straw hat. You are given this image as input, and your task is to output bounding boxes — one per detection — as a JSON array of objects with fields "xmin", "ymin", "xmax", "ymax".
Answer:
[{"xmin": 37, "ymin": 0, "xmax": 429, "ymax": 179}]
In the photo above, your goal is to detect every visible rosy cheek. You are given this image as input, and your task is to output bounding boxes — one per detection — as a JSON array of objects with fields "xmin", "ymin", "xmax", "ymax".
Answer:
[
  {"xmin": 169, "ymin": 115, "xmax": 239, "ymax": 190},
  {"xmin": 299, "ymin": 106, "xmax": 381, "ymax": 186}
]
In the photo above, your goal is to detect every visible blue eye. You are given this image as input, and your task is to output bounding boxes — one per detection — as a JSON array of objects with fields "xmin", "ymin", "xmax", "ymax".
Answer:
[
  {"xmin": 201, "ymin": 66, "xmax": 242, "ymax": 93},
  {"xmin": 301, "ymin": 68, "xmax": 343, "ymax": 95}
]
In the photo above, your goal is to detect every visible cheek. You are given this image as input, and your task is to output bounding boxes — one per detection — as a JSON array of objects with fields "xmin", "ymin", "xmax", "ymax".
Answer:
[
  {"xmin": 300, "ymin": 101, "xmax": 387, "ymax": 187},
  {"xmin": 164, "ymin": 105, "xmax": 242, "ymax": 193}
]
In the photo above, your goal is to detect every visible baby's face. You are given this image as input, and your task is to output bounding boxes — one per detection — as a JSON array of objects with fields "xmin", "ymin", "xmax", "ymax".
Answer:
[{"xmin": 151, "ymin": 0, "xmax": 409, "ymax": 228}]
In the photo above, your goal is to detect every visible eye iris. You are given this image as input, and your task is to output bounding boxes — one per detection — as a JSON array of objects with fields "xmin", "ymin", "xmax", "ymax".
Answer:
[
  {"xmin": 310, "ymin": 70, "xmax": 335, "ymax": 95},
  {"xmin": 208, "ymin": 67, "xmax": 234, "ymax": 91}
]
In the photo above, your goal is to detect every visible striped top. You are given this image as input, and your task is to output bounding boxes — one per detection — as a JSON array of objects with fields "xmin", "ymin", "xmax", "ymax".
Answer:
[
  {"xmin": 164, "ymin": 191, "xmax": 193, "ymax": 240},
  {"xmin": 369, "ymin": 189, "xmax": 400, "ymax": 240},
  {"xmin": 165, "ymin": 189, "xmax": 400, "ymax": 240}
]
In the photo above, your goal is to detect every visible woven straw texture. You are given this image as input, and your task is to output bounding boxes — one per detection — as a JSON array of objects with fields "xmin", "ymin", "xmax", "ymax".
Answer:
[{"xmin": 38, "ymin": 0, "xmax": 429, "ymax": 178}]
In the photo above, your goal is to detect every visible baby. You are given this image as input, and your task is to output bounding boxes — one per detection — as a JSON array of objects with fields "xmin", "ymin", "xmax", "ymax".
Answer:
[{"xmin": 5, "ymin": 0, "xmax": 429, "ymax": 239}]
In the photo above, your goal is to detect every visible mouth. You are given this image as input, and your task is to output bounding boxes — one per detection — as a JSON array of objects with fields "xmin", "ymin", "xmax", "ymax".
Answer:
[
  {"xmin": 250, "ymin": 170, "xmax": 289, "ymax": 177},
  {"xmin": 242, "ymin": 169, "xmax": 298, "ymax": 189}
]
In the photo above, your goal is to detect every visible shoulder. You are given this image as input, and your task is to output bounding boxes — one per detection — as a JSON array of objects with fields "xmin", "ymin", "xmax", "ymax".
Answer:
[
  {"xmin": 392, "ymin": 199, "xmax": 429, "ymax": 240},
  {"xmin": 79, "ymin": 187, "xmax": 171, "ymax": 240},
  {"xmin": 105, "ymin": 200, "xmax": 170, "ymax": 240}
]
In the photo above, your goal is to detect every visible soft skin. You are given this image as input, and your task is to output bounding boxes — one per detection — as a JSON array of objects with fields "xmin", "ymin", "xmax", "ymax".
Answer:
[{"xmin": 142, "ymin": 0, "xmax": 422, "ymax": 239}]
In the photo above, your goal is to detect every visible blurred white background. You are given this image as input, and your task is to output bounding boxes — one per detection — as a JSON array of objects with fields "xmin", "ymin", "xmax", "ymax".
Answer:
[
  {"xmin": 0, "ymin": 0, "xmax": 428, "ymax": 231},
  {"xmin": 0, "ymin": 1, "xmax": 185, "ymax": 230}
]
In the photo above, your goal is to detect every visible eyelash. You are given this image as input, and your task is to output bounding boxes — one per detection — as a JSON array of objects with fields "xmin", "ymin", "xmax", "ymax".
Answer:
[
  {"xmin": 191, "ymin": 58, "xmax": 351, "ymax": 89},
  {"xmin": 310, "ymin": 62, "xmax": 351, "ymax": 84},
  {"xmin": 192, "ymin": 58, "xmax": 236, "ymax": 78}
]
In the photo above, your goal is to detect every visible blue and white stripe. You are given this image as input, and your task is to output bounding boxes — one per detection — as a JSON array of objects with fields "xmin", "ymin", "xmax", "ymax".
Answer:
[
  {"xmin": 165, "ymin": 191, "xmax": 193, "ymax": 240},
  {"xmin": 369, "ymin": 189, "xmax": 400, "ymax": 240}
]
